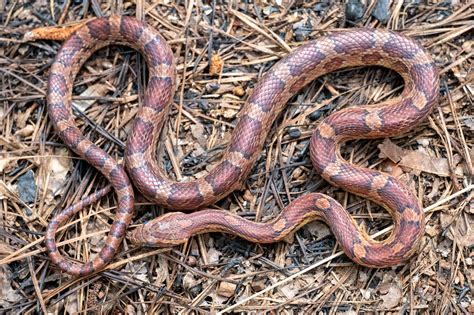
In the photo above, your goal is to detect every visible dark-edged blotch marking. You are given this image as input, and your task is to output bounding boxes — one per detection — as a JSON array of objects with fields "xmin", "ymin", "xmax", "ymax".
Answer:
[
  {"xmin": 119, "ymin": 16, "xmax": 144, "ymax": 43},
  {"xmin": 48, "ymin": 73, "xmax": 68, "ymax": 97},
  {"xmin": 56, "ymin": 35, "xmax": 84, "ymax": 68},
  {"xmin": 322, "ymin": 56, "xmax": 345, "ymax": 72},
  {"xmin": 128, "ymin": 117, "xmax": 154, "ymax": 153},
  {"xmin": 87, "ymin": 17, "xmax": 111, "ymax": 41},
  {"xmin": 144, "ymin": 37, "xmax": 172, "ymax": 67},
  {"xmin": 144, "ymin": 76, "xmax": 174, "ymax": 111},
  {"xmin": 84, "ymin": 144, "xmax": 107, "ymax": 168},
  {"xmin": 79, "ymin": 262, "xmax": 94, "ymax": 276},
  {"xmin": 45, "ymin": 238, "xmax": 57, "ymax": 252},
  {"xmin": 60, "ymin": 127, "xmax": 84, "ymax": 149},
  {"xmin": 167, "ymin": 182, "xmax": 204, "ymax": 208},
  {"xmin": 247, "ymin": 74, "xmax": 285, "ymax": 112},
  {"xmin": 109, "ymin": 166, "xmax": 130, "ymax": 190},
  {"xmin": 329, "ymin": 30, "xmax": 376, "ymax": 54},
  {"xmin": 59, "ymin": 261, "xmax": 72, "ymax": 273},
  {"xmin": 382, "ymin": 33, "xmax": 419, "ymax": 59},
  {"xmin": 99, "ymin": 244, "xmax": 116, "ymax": 262},
  {"xmin": 285, "ymin": 46, "xmax": 326, "ymax": 76},
  {"xmin": 228, "ymin": 115, "xmax": 262, "ymax": 159},
  {"xmin": 410, "ymin": 63, "xmax": 439, "ymax": 105},
  {"xmin": 362, "ymin": 52, "xmax": 384, "ymax": 64},
  {"xmin": 204, "ymin": 160, "xmax": 242, "ymax": 197},
  {"xmin": 48, "ymin": 103, "xmax": 70, "ymax": 121},
  {"xmin": 110, "ymin": 221, "xmax": 127, "ymax": 238}
]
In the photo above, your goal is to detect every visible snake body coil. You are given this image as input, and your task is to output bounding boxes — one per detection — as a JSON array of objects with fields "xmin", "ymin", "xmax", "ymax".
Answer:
[{"xmin": 45, "ymin": 15, "xmax": 439, "ymax": 276}]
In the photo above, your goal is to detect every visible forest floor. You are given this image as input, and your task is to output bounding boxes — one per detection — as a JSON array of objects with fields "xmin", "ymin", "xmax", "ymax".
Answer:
[{"xmin": 0, "ymin": 1, "xmax": 472, "ymax": 314}]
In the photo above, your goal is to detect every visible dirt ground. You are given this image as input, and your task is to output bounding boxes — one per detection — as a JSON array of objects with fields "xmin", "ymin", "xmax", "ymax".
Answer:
[{"xmin": 0, "ymin": 0, "xmax": 472, "ymax": 314}]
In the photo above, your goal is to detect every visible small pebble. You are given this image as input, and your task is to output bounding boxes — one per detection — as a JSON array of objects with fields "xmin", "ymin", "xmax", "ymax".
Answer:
[
  {"xmin": 309, "ymin": 110, "xmax": 323, "ymax": 121},
  {"xmin": 187, "ymin": 256, "xmax": 198, "ymax": 267},
  {"xmin": 313, "ymin": 2, "xmax": 329, "ymax": 13},
  {"xmin": 372, "ymin": 0, "xmax": 390, "ymax": 24},
  {"xmin": 198, "ymin": 100, "xmax": 210, "ymax": 112},
  {"xmin": 288, "ymin": 128, "xmax": 301, "ymax": 139},
  {"xmin": 205, "ymin": 82, "xmax": 220, "ymax": 92},
  {"xmin": 346, "ymin": 0, "xmax": 365, "ymax": 22},
  {"xmin": 17, "ymin": 170, "xmax": 36, "ymax": 204}
]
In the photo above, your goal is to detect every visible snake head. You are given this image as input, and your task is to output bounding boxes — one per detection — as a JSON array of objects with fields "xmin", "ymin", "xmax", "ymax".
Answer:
[{"xmin": 128, "ymin": 212, "xmax": 190, "ymax": 247}]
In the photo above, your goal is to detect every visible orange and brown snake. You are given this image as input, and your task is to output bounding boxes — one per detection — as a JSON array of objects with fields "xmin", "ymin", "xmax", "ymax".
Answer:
[{"xmin": 44, "ymin": 15, "xmax": 439, "ymax": 276}]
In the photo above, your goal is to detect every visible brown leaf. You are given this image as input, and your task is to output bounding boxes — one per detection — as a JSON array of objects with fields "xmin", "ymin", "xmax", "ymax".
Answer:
[
  {"xmin": 378, "ymin": 138, "xmax": 458, "ymax": 177},
  {"xmin": 14, "ymin": 124, "xmax": 34, "ymax": 137},
  {"xmin": 37, "ymin": 149, "xmax": 72, "ymax": 196},
  {"xmin": 0, "ymin": 155, "xmax": 17, "ymax": 174},
  {"xmin": 440, "ymin": 212, "xmax": 474, "ymax": 248},
  {"xmin": 399, "ymin": 150, "xmax": 453, "ymax": 177},
  {"xmin": 380, "ymin": 284, "xmax": 402, "ymax": 309},
  {"xmin": 190, "ymin": 123, "xmax": 207, "ymax": 148},
  {"xmin": 72, "ymin": 84, "xmax": 109, "ymax": 112},
  {"xmin": 0, "ymin": 266, "xmax": 22, "ymax": 306},
  {"xmin": 378, "ymin": 138, "xmax": 405, "ymax": 163},
  {"xmin": 306, "ymin": 221, "xmax": 331, "ymax": 239}
]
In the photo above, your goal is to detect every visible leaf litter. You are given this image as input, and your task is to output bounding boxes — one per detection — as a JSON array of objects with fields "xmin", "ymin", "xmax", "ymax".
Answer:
[{"xmin": 0, "ymin": 0, "xmax": 473, "ymax": 313}]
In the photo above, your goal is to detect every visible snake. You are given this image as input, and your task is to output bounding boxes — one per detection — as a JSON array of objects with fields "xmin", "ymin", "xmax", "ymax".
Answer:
[{"xmin": 44, "ymin": 15, "xmax": 439, "ymax": 276}]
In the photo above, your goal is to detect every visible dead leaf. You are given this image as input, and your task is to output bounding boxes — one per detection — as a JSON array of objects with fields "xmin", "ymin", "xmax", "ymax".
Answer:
[
  {"xmin": 440, "ymin": 212, "xmax": 474, "ymax": 248},
  {"xmin": 15, "ymin": 104, "xmax": 37, "ymax": 129},
  {"xmin": 380, "ymin": 160, "xmax": 404, "ymax": 178},
  {"xmin": 190, "ymin": 123, "xmax": 207, "ymax": 148},
  {"xmin": 153, "ymin": 256, "xmax": 169, "ymax": 287},
  {"xmin": 378, "ymin": 138, "xmax": 459, "ymax": 177},
  {"xmin": 400, "ymin": 150, "xmax": 454, "ymax": 177},
  {"xmin": 306, "ymin": 221, "xmax": 331, "ymax": 239},
  {"xmin": 280, "ymin": 282, "xmax": 299, "ymax": 299},
  {"xmin": 0, "ymin": 155, "xmax": 17, "ymax": 174},
  {"xmin": 380, "ymin": 284, "xmax": 402, "ymax": 309},
  {"xmin": 14, "ymin": 124, "xmax": 34, "ymax": 137},
  {"xmin": 37, "ymin": 149, "xmax": 72, "ymax": 196},
  {"xmin": 0, "ymin": 266, "xmax": 22, "ymax": 306},
  {"xmin": 207, "ymin": 247, "xmax": 222, "ymax": 264},
  {"xmin": 378, "ymin": 138, "xmax": 405, "ymax": 163},
  {"xmin": 72, "ymin": 84, "xmax": 109, "ymax": 112},
  {"xmin": 65, "ymin": 295, "xmax": 78, "ymax": 314},
  {"xmin": 183, "ymin": 272, "xmax": 197, "ymax": 290}
]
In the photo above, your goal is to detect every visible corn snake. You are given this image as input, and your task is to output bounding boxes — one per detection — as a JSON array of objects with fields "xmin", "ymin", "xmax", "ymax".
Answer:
[{"xmin": 44, "ymin": 15, "xmax": 439, "ymax": 276}]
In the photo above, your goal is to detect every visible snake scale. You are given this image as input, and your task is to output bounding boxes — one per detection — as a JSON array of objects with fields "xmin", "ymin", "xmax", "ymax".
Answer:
[{"xmin": 45, "ymin": 15, "xmax": 439, "ymax": 276}]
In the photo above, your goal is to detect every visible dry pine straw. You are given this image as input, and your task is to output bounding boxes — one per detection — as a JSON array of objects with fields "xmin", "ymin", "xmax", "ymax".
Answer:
[{"xmin": 0, "ymin": 1, "xmax": 473, "ymax": 314}]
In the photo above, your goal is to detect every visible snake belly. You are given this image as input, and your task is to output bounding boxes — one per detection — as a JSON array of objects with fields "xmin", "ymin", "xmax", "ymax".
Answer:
[{"xmin": 45, "ymin": 15, "xmax": 439, "ymax": 276}]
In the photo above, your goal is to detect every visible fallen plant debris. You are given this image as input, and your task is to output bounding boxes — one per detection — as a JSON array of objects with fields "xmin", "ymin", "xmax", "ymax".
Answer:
[{"xmin": 0, "ymin": 0, "xmax": 473, "ymax": 313}]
